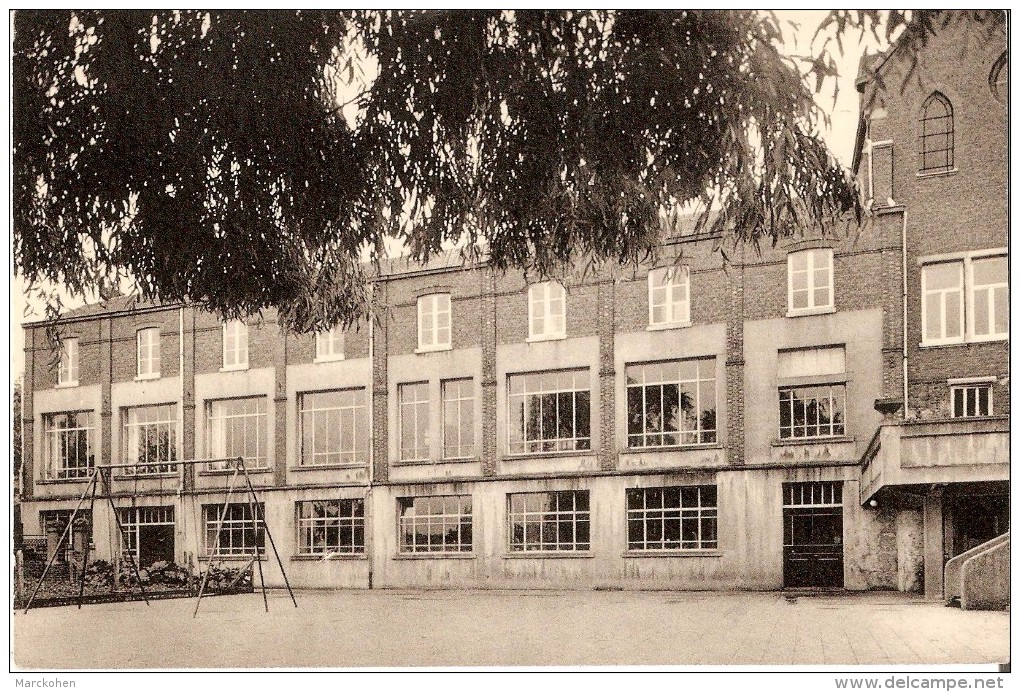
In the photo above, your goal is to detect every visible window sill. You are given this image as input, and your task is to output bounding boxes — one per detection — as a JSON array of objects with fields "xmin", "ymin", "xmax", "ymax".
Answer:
[
  {"xmin": 619, "ymin": 444, "xmax": 723, "ymax": 454},
  {"xmin": 133, "ymin": 373, "xmax": 161, "ymax": 382},
  {"xmin": 54, "ymin": 381, "xmax": 80, "ymax": 389},
  {"xmin": 112, "ymin": 472, "xmax": 179, "ymax": 481},
  {"xmin": 198, "ymin": 467, "xmax": 272, "ymax": 476},
  {"xmin": 502, "ymin": 450, "xmax": 596, "ymax": 462},
  {"xmin": 771, "ymin": 436, "xmax": 854, "ymax": 448},
  {"xmin": 291, "ymin": 553, "xmax": 367, "ymax": 561},
  {"xmin": 198, "ymin": 555, "xmax": 266, "ymax": 563},
  {"xmin": 623, "ymin": 549, "xmax": 723, "ymax": 558},
  {"xmin": 219, "ymin": 365, "xmax": 249, "ymax": 373},
  {"xmin": 918, "ymin": 337, "xmax": 1007, "ymax": 350},
  {"xmin": 313, "ymin": 355, "xmax": 345, "ymax": 364},
  {"xmin": 916, "ymin": 168, "xmax": 958, "ymax": 179},
  {"xmin": 393, "ymin": 552, "xmax": 475, "ymax": 560},
  {"xmin": 392, "ymin": 456, "xmax": 479, "ymax": 467},
  {"xmin": 288, "ymin": 463, "xmax": 367, "ymax": 472},
  {"xmin": 786, "ymin": 306, "xmax": 836, "ymax": 318},
  {"xmin": 502, "ymin": 551, "xmax": 593, "ymax": 559},
  {"xmin": 525, "ymin": 334, "xmax": 566, "ymax": 344},
  {"xmin": 38, "ymin": 476, "xmax": 90, "ymax": 485},
  {"xmin": 646, "ymin": 321, "xmax": 692, "ymax": 332},
  {"xmin": 414, "ymin": 345, "xmax": 452, "ymax": 355}
]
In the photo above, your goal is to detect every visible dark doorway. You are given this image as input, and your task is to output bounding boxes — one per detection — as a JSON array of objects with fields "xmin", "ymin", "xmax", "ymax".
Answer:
[
  {"xmin": 783, "ymin": 482, "xmax": 844, "ymax": 589},
  {"xmin": 139, "ymin": 524, "xmax": 175, "ymax": 566},
  {"xmin": 948, "ymin": 494, "xmax": 1008, "ymax": 557}
]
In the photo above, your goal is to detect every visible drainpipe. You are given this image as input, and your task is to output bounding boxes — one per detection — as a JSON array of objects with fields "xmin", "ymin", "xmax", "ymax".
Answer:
[
  {"xmin": 178, "ymin": 306, "xmax": 186, "ymax": 562},
  {"xmin": 901, "ymin": 211, "xmax": 909, "ymax": 416},
  {"xmin": 366, "ymin": 285, "xmax": 374, "ymax": 590}
]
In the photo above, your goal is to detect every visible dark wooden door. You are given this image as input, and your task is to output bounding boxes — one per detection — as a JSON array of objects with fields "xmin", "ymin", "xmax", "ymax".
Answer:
[{"xmin": 783, "ymin": 507, "xmax": 844, "ymax": 588}]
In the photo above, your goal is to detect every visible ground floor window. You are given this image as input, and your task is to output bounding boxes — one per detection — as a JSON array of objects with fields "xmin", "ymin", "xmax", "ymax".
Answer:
[
  {"xmin": 204, "ymin": 503, "xmax": 264, "ymax": 556},
  {"xmin": 951, "ymin": 382, "xmax": 993, "ymax": 418},
  {"xmin": 508, "ymin": 490, "xmax": 590, "ymax": 552},
  {"xmin": 119, "ymin": 506, "xmax": 175, "ymax": 566},
  {"xmin": 297, "ymin": 499, "xmax": 365, "ymax": 556},
  {"xmin": 626, "ymin": 486, "xmax": 718, "ymax": 551},
  {"xmin": 397, "ymin": 496, "xmax": 472, "ymax": 553}
]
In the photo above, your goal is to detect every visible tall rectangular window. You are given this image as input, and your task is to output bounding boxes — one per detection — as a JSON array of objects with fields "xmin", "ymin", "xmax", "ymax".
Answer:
[
  {"xmin": 626, "ymin": 359, "xmax": 716, "ymax": 447},
  {"xmin": 398, "ymin": 382, "xmax": 430, "ymax": 461},
  {"xmin": 43, "ymin": 411, "xmax": 95, "ymax": 480},
  {"xmin": 136, "ymin": 328, "xmax": 160, "ymax": 378},
  {"xmin": 922, "ymin": 262, "xmax": 965, "ymax": 344},
  {"xmin": 58, "ymin": 337, "xmax": 79, "ymax": 386},
  {"xmin": 417, "ymin": 294, "xmax": 451, "ymax": 351},
  {"xmin": 508, "ymin": 490, "xmax": 590, "ymax": 552},
  {"xmin": 206, "ymin": 397, "xmax": 268, "ymax": 469},
  {"xmin": 970, "ymin": 256, "xmax": 1008, "ymax": 340},
  {"xmin": 398, "ymin": 495, "xmax": 472, "ymax": 553},
  {"xmin": 296, "ymin": 499, "xmax": 365, "ymax": 556},
  {"xmin": 648, "ymin": 266, "xmax": 691, "ymax": 327},
  {"xmin": 222, "ymin": 320, "xmax": 249, "ymax": 369},
  {"xmin": 528, "ymin": 281, "xmax": 566, "ymax": 340},
  {"xmin": 299, "ymin": 389, "xmax": 368, "ymax": 466},
  {"xmin": 122, "ymin": 404, "xmax": 178, "ymax": 475},
  {"xmin": 119, "ymin": 507, "xmax": 174, "ymax": 564},
  {"xmin": 778, "ymin": 347, "xmax": 846, "ymax": 440},
  {"xmin": 951, "ymin": 383, "xmax": 993, "ymax": 418},
  {"xmin": 508, "ymin": 369, "xmax": 591, "ymax": 454},
  {"xmin": 315, "ymin": 327, "xmax": 344, "ymax": 362},
  {"xmin": 442, "ymin": 379, "xmax": 475, "ymax": 459},
  {"xmin": 626, "ymin": 486, "xmax": 718, "ymax": 551},
  {"xmin": 204, "ymin": 503, "xmax": 264, "ymax": 556},
  {"xmin": 788, "ymin": 249, "xmax": 834, "ymax": 314}
]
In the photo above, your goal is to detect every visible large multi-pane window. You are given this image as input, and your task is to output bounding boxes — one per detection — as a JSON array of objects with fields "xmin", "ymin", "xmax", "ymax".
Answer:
[
  {"xmin": 119, "ymin": 506, "xmax": 175, "ymax": 564},
  {"xmin": 508, "ymin": 369, "xmax": 591, "ymax": 454},
  {"xmin": 58, "ymin": 337, "xmax": 79, "ymax": 386},
  {"xmin": 299, "ymin": 389, "xmax": 368, "ymax": 466},
  {"xmin": 648, "ymin": 266, "xmax": 691, "ymax": 327},
  {"xmin": 418, "ymin": 294, "xmax": 452, "ymax": 351},
  {"xmin": 222, "ymin": 320, "xmax": 248, "ymax": 369},
  {"xmin": 951, "ymin": 382, "xmax": 993, "ymax": 418},
  {"xmin": 398, "ymin": 382, "xmax": 430, "ymax": 461},
  {"xmin": 397, "ymin": 495, "xmax": 472, "ymax": 553},
  {"xmin": 787, "ymin": 248, "xmax": 834, "ymax": 314},
  {"xmin": 508, "ymin": 491, "xmax": 590, "ymax": 552},
  {"xmin": 442, "ymin": 379, "xmax": 475, "ymax": 459},
  {"xmin": 626, "ymin": 486, "xmax": 718, "ymax": 551},
  {"xmin": 922, "ymin": 253, "xmax": 1007, "ymax": 345},
  {"xmin": 136, "ymin": 328, "xmax": 160, "ymax": 378},
  {"xmin": 626, "ymin": 359, "xmax": 717, "ymax": 447},
  {"xmin": 919, "ymin": 92, "xmax": 954, "ymax": 173},
  {"xmin": 43, "ymin": 411, "xmax": 95, "ymax": 480},
  {"xmin": 204, "ymin": 503, "xmax": 265, "ymax": 556},
  {"xmin": 315, "ymin": 327, "xmax": 344, "ymax": 362},
  {"xmin": 206, "ymin": 397, "xmax": 268, "ymax": 469},
  {"xmin": 528, "ymin": 281, "xmax": 566, "ymax": 340},
  {"xmin": 122, "ymin": 404, "xmax": 178, "ymax": 475},
  {"xmin": 296, "ymin": 499, "xmax": 365, "ymax": 556},
  {"xmin": 777, "ymin": 347, "xmax": 847, "ymax": 440}
]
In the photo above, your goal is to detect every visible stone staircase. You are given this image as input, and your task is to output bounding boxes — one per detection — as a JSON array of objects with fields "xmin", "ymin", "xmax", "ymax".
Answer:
[{"xmin": 944, "ymin": 532, "xmax": 1009, "ymax": 610}]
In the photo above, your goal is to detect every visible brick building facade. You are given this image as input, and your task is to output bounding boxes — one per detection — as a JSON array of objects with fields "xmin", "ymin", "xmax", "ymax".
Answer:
[{"xmin": 18, "ymin": 15, "xmax": 1006, "ymax": 596}]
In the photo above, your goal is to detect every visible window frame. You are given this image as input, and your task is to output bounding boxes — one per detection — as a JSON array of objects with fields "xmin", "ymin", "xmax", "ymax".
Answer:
[
  {"xmin": 527, "ymin": 281, "xmax": 566, "ymax": 341},
  {"xmin": 625, "ymin": 485, "xmax": 719, "ymax": 552},
  {"xmin": 417, "ymin": 293, "xmax": 452, "ymax": 352},
  {"xmin": 221, "ymin": 320, "xmax": 249, "ymax": 371},
  {"xmin": 967, "ymin": 255, "xmax": 1008, "ymax": 342},
  {"xmin": 921, "ymin": 261, "xmax": 965, "ymax": 346},
  {"xmin": 135, "ymin": 327, "xmax": 161, "ymax": 379},
  {"xmin": 950, "ymin": 380, "xmax": 994, "ymax": 418},
  {"xmin": 57, "ymin": 337, "xmax": 79, "ymax": 387},
  {"xmin": 314, "ymin": 327, "xmax": 345, "ymax": 363},
  {"xmin": 397, "ymin": 495, "xmax": 473, "ymax": 554},
  {"xmin": 203, "ymin": 503, "xmax": 265, "ymax": 557},
  {"xmin": 507, "ymin": 490, "xmax": 591, "ymax": 553},
  {"xmin": 121, "ymin": 403, "xmax": 178, "ymax": 476},
  {"xmin": 119, "ymin": 506, "xmax": 175, "ymax": 563},
  {"xmin": 42, "ymin": 410, "xmax": 95, "ymax": 480},
  {"xmin": 397, "ymin": 381, "xmax": 431, "ymax": 462},
  {"xmin": 625, "ymin": 358, "xmax": 717, "ymax": 448},
  {"xmin": 778, "ymin": 383, "xmax": 848, "ymax": 440},
  {"xmin": 441, "ymin": 378, "xmax": 475, "ymax": 460},
  {"xmin": 298, "ymin": 389, "xmax": 368, "ymax": 467},
  {"xmin": 918, "ymin": 92, "xmax": 954, "ymax": 174},
  {"xmin": 205, "ymin": 396, "xmax": 269, "ymax": 470},
  {"xmin": 920, "ymin": 251, "xmax": 1008, "ymax": 347},
  {"xmin": 296, "ymin": 499, "xmax": 366, "ymax": 556},
  {"xmin": 507, "ymin": 369, "xmax": 592, "ymax": 455},
  {"xmin": 647, "ymin": 266, "xmax": 692, "ymax": 328},
  {"xmin": 787, "ymin": 248, "xmax": 834, "ymax": 316}
]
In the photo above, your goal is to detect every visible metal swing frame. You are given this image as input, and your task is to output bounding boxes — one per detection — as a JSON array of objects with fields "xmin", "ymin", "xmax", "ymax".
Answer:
[{"xmin": 22, "ymin": 457, "xmax": 297, "ymax": 615}]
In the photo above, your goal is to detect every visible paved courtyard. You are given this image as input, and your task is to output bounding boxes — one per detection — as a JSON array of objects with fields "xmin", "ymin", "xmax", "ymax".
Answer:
[{"xmin": 13, "ymin": 589, "xmax": 1010, "ymax": 668}]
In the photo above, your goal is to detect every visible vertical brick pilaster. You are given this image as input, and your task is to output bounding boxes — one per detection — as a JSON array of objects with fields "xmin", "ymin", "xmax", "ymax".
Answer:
[
  {"xmin": 100, "ymin": 317, "xmax": 113, "ymax": 493},
  {"xmin": 22, "ymin": 331, "xmax": 35, "ymax": 500},
  {"xmin": 725, "ymin": 253, "xmax": 746, "ymax": 466},
  {"xmin": 480, "ymin": 269, "xmax": 498, "ymax": 476},
  {"xmin": 182, "ymin": 308, "xmax": 196, "ymax": 491},
  {"xmin": 597, "ymin": 275, "xmax": 617, "ymax": 471},
  {"xmin": 272, "ymin": 318, "xmax": 288, "ymax": 487},
  {"xmin": 372, "ymin": 281, "xmax": 390, "ymax": 483}
]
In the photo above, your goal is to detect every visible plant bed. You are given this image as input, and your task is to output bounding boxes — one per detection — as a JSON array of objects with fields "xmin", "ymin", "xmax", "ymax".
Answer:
[{"xmin": 16, "ymin": 560, "xmax": 254, "ymax": 610}]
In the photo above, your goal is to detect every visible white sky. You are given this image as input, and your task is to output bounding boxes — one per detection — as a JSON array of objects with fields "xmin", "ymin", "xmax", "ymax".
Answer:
[{"xmin": 7, "ymin": 10, "xmax": 886, "ymax": 382}]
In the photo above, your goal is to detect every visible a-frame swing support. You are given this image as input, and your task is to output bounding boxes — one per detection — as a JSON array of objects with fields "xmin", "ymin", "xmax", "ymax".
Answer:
[{"xmin": 22, "ymin": 457, "xmax": 297, "ymax": 615}]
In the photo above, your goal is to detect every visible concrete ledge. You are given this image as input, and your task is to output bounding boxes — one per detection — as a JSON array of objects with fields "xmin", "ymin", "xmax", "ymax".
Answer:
[{"xmin": 945, "ymin": 532, "xmax": 1010, "ymax": 604}]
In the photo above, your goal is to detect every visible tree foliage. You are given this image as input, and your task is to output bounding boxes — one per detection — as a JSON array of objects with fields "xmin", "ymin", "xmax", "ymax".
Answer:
[{"xmin": 16, "ymin": 10, "xmax": 986, "ymax": 332}]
